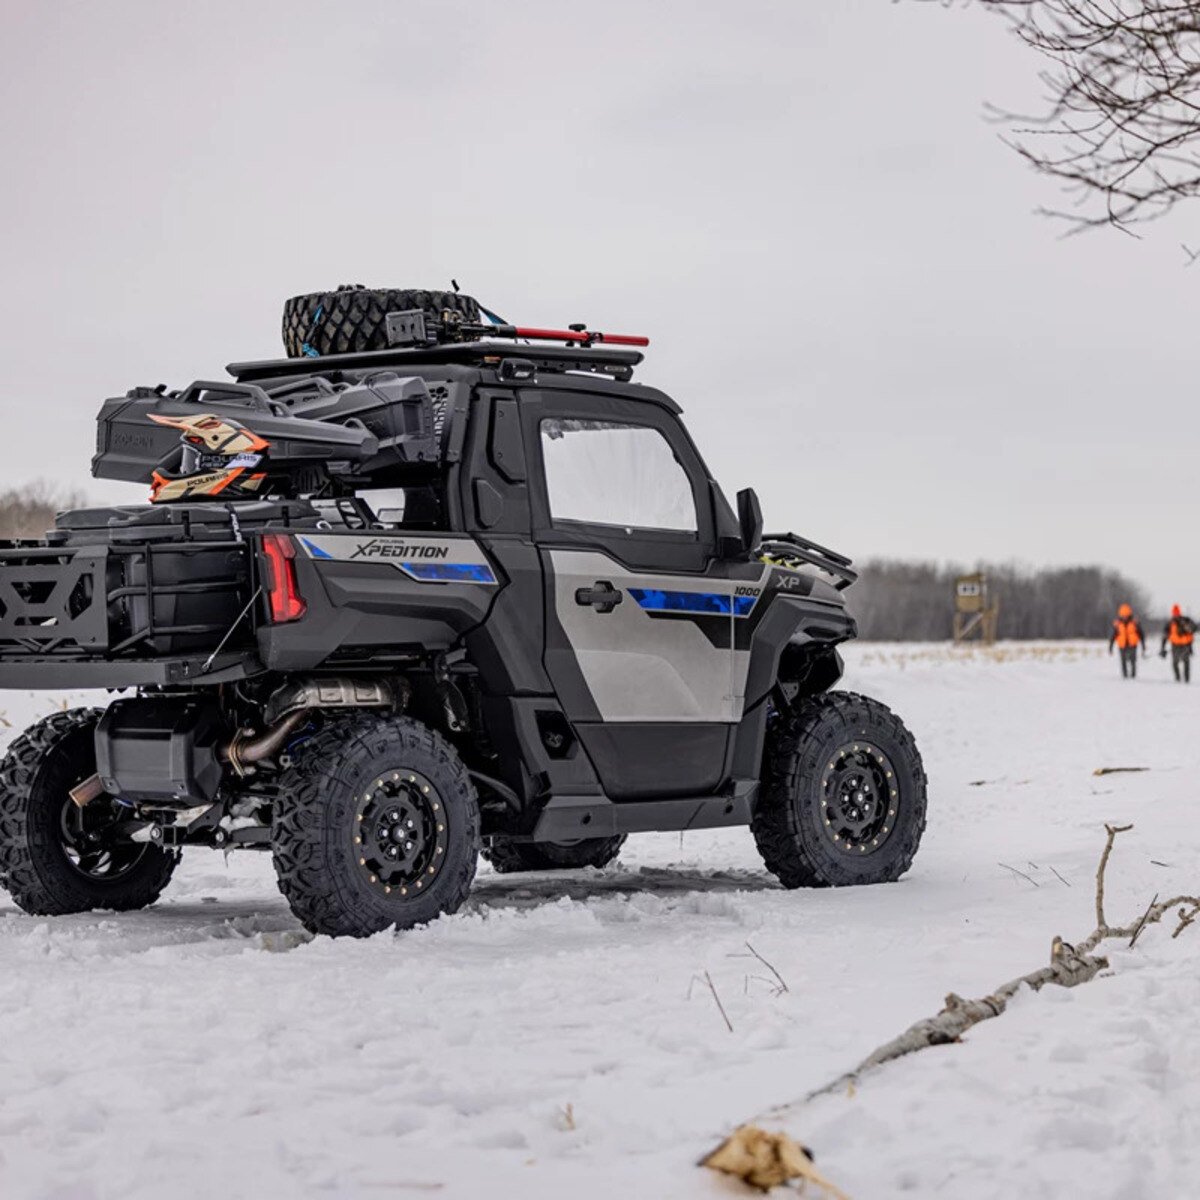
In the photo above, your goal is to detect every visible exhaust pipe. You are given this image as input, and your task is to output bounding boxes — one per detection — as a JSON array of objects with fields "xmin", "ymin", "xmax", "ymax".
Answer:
[
  {"xmin": 224, "ymin": 710, "xmax": 310, "ymax": 777},
  {"xmin": 69, "ymin": 774, "xmax": 106, "ymax": 809}
]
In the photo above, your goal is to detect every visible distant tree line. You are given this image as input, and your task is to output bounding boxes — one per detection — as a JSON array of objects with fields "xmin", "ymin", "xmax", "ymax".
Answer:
[
  {"xmin": 848, "ymin": 560, "xmax": 1152, "ymax": 642},
  {"xmin": 0, "ymin": 482, "xmax": 87, "ymax": 540}
]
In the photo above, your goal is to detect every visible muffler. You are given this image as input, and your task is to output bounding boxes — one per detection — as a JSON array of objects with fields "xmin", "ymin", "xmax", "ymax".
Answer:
[{"xmin": 75, "ymin": 678, "xmax": 396, "ymax": 804}]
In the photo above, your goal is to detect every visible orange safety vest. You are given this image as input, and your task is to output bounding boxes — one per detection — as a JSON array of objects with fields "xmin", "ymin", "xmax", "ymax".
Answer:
[
  {"xmin": 1168, "ymin": 618, "xmax": 1195, "ymax": 647},
  {"xmin": 1113, "ymin": 617, "xmax": 1140, "ymax": 649}
]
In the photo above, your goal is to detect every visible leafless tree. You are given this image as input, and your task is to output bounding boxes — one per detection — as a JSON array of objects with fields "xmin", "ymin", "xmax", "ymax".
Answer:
[
  {"xmin": 976, "ymin": 1, "xmax": 1200, "ymax": 232},
  {"xmin": 0, "ymin": 482, "xmax": 87, "ymax": 540}
]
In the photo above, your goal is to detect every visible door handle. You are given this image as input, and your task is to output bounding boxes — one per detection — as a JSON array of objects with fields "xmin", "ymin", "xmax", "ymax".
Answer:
[{"xmin": 574, "ymin": 580, "xmax": 624, "ymax": 614}]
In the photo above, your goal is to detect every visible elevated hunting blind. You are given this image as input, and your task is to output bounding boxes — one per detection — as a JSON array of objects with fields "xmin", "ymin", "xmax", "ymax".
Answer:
[{"xmin": 953, "ymin": 572, "xmax": 999, "ymax": 644}]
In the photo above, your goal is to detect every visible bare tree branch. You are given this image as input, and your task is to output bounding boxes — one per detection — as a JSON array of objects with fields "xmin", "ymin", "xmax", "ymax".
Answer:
[
  {"xmin": 975, "ymin": 2, "xmax": 1200, "ymax": 231},
  {"xmin": 766, "ymin": 822, "xmax": 1200, "ymax": 1104}
]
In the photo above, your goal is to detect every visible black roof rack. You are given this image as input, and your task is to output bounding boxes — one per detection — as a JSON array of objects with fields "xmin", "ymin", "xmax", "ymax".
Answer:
[{"xmin": 228, "ymin": 341, "xmax": 644, "ymax": 385}]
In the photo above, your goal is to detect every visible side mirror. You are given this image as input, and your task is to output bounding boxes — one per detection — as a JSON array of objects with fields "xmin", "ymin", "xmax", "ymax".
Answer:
[{"xmin": 737, "ymin": 487, "xmax": 763, "ymax": 554}]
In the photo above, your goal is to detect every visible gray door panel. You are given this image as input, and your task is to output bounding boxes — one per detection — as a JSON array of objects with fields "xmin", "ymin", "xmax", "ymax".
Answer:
[{"xmin": 546, "ymin": 548, "xmax": 753, "ymax": 723}]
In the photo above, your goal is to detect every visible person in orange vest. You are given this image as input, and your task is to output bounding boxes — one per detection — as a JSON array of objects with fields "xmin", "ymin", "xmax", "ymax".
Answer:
[
  {"xmin": 1159, "ymin": 604, "xmax": 1195, "ymax": 684},
  {"xmin": 1109, "ymin": 603, "xmax": 1146, "ymax": 678}
]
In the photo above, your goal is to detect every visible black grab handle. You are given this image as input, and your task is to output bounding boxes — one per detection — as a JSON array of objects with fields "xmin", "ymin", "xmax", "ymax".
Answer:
[{"xmin": 574, "ymin": 581, "xmax": 623, "ymax": 614}]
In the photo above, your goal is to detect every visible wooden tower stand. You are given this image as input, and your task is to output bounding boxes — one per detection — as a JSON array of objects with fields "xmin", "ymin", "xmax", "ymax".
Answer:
[{"xmin": 953, "ymin": 572, "xmax": 1000, "ymax": 644}]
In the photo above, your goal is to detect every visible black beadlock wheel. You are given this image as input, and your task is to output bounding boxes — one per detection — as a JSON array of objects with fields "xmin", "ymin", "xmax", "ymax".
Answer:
[
  {"xmin": 752, "ymin": 692, "xmax": 927, "ymax": 888},
  {"xmin": 272, "ymin": 714, "xmax": 480, "ymax": 937},
  {"xmin": 281, "ymin": 286, "xmax": 482, "ymax": 358},
  {"xmin": 482, "ymin": 835, "xmax": 626, "ymax": 874},
  {"xmin": 0, "ymin": 708, "xmax": 177, "ymax": 916}
]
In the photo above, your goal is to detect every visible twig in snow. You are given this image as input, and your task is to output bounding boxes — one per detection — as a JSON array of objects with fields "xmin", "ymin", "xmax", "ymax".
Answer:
[
  {"xmin": 1095, "ymin": 823, "xmax": 1133, "ymax": 929},
  {"xmin": 1173, "ymin": 903, "xmax": 1200, "ymax": 940},
  {"xmin": 560, "ymin": 1102, "xmax": 576, "ymax": 1131},
  {"xmin": 998, "ymin": 861, "xmax": 1040, "ymax": 887},
  {"xmin": 1093, "ymin": 767, "xmax": 1149, "ymax": 776},
  {"xmin": 1048, "ymin": 865, "xmax": 1071, "ymax": 888},
  {"xmin": 743, "ymin": 941, "xmax": 789, "ymax": 995},
  {"xmin": 1128, "ymin": 893, "xmax": 1159, "ymax": 948},
  {"xmin": 703, "ymin": 970, "xmax": 733, "ymax": 1033}
]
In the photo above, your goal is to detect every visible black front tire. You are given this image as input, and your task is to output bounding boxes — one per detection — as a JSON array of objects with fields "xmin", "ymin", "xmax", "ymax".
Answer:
[
  {"xmin": 272, "ymin": 715, "xmax": 480, "ymax": 937},
  {"xmin": 0, "ymin": 709, "xmax": 177, "ymax": 915},
  {"xmin": 482, "ymin": 835, "xmax": 626, "ymax": 874},
  {"xmin": 753, "ymin": 692, "xmax": 927, "ymax": 888}
]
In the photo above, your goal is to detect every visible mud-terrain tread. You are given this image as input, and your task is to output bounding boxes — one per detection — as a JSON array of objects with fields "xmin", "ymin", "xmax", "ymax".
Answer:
[
  {"xmin": 482, "ymin": 834, "xmax": 626, "ymax": 874},
  {"xmin": 0, "ymin": 708, "xmax": 177, "ymax": 914},
  {"xmin": 752, "ymin": 691, "xmax": 927, "ymax": 889},
  {"xmin": 282, "ymin": 286, "xmax": 482, "ymax": 358},
  {"xmin": 272, "ymin": 714, "xmax": 480, "ymax": 937}
]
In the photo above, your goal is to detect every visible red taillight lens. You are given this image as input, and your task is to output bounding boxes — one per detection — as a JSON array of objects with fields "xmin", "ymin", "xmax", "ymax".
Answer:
[{"xmin": 261, "ymin": 534, "xmax": 306, "ymax": 623}]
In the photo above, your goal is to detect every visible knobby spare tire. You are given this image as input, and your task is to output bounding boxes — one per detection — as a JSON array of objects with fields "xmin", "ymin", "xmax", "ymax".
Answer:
[{"xmin": 281, "ymin": 286, "xmax": 482, "ymax": 358}]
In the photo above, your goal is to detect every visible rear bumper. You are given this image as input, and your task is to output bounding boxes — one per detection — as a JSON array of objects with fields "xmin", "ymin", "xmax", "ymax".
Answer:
[{"xmin": 0, "ymin": 651, "xmax": 260, "ymax": 690}]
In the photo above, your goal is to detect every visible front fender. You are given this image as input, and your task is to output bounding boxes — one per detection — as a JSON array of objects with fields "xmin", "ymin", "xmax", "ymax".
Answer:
[{"xmin": 741, "ymin": 592, "xmax": 855, "ymax": 712}]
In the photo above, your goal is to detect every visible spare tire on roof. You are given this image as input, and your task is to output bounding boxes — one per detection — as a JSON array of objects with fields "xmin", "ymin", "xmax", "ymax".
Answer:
[{"xmin": 281, "ymin": 286, "xmax": 482, "ymax": 358}]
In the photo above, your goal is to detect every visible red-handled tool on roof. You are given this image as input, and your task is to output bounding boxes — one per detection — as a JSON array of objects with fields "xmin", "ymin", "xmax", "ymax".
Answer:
[
  {"xmin": 494, "ymin": 323, "xmax": 650, "ymax": 348},
  {"xmin": 384, "ymin": 308, "xmax": 649, "ymax": 350}
]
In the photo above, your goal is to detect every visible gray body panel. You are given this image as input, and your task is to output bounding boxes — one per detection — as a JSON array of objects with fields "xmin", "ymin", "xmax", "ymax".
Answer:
[
  {"xmin": 260, "ymin": 531, "xmax": 501, "ymax": 671},
  {"xmin": 546, "ymin": 549, "xmax": 775, "ymax": 723}
]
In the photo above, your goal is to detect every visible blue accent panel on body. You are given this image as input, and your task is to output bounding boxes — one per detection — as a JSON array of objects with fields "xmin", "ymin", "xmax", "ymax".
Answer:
[
  {"xmin": 628, "ymin": 588, "xmax": 754, "ymax": 617},
  {"xmin": 401, "ymin": 562, "xmax": 497, "ymax": 584},
  {"xmin": 298, "ymin": 536, "xmax": 333, "ymax": 560}
]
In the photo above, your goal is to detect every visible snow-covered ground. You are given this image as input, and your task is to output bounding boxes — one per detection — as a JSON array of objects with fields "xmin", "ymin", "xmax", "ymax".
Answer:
[{"xmin": 2, "ymin": 642, "xmax": 1197, "ymax": 1200}]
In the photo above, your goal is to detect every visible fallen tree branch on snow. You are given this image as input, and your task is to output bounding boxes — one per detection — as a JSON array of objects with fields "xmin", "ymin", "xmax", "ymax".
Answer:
[
  {"xmin": 701, "ymin": 824, "xmax": 1199, "ymax": 1193},
  {"xmin": 799, "ymin": 823, "xmax": 1199, "ymax": 1103}
]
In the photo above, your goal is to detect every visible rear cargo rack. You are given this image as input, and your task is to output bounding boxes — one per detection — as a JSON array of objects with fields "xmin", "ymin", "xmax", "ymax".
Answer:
[{"xmin": 0, "ymin": 538, "xmax": 251, "ymax": 660}]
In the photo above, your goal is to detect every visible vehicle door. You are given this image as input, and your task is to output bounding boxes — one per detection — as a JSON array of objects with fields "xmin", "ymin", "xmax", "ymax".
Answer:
[{"xmin": 522, "ymin": 389, "xmax": 747, "ymax": 799}]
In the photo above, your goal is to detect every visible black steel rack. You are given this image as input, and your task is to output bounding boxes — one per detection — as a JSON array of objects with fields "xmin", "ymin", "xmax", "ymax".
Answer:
[{"xmin": 228, "ymin": 340, "xmax": 644, "ymax": 385}]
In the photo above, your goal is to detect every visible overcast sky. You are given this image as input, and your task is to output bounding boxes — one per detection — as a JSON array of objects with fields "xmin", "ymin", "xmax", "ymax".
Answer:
[{"xmin": 1, "ymin": 0, "xmax": 1194, "ymax": 612}]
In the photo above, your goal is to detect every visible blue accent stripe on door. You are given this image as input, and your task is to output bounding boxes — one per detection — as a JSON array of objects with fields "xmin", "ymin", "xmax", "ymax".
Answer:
[
  {"xmin": 402, "ymin": 562, "xmax": 498, "ymax": 584},
  {"xmin": 628, "ymin": 588, "xmax": 754, "ymax": 617}
]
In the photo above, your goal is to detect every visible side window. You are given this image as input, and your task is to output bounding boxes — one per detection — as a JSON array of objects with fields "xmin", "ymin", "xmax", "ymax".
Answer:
[{"xmin": 540, "ymin": 419, "xmax": 697, "ymax": 534}]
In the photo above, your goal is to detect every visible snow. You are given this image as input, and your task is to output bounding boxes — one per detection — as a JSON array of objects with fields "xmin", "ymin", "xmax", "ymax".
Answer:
[{"xmin": 2, "ymin": 642, "xmax": 1198, "ymax": 1200}]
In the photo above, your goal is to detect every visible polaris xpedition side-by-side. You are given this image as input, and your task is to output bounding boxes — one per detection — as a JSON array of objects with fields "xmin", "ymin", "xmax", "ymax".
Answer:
[{"xmin": 0, "ymin": 287, "xmax": 927, "ymax": 937}]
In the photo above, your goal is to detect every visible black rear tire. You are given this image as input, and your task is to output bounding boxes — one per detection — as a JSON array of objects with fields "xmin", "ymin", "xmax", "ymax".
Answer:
[
  {"xmin": 281, "ymin": 286, "xmax": 481, "ymax": 358},
  {"xmin": 272, "ymin": 714, "xmax": 480, "ymax": 937},
  {"xmin": 482, "ymin": 835, "xmax": 626, "ymax": 874},
  {"xmin": 0, "ymin": 709, "xmax": 177, "ymax": 915},
  {"xmin": 753, "ymin": 692, "xmax": 927, "ymax": 888}
]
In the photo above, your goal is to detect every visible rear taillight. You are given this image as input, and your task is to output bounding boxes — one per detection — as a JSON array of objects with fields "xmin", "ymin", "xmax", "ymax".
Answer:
[{"xmin": 261, "ymin": 534, "xmax": 306, "ymax": 623}]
